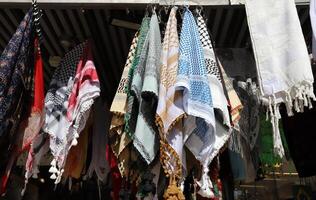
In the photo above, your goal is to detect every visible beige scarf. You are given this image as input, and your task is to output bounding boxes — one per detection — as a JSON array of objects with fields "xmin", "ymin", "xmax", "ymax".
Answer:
[
  {"xmin": 156, "ymin": 6, "xmax": 185, "ymax": 187},
  {"xmin": 109, "ymin": 32, "xmax": 139, "ymax": 177}
]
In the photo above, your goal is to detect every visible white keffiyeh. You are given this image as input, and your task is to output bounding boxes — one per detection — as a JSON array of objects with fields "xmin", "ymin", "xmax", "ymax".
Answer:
[{"xmin": 246, "ymin": 0, "xmax": 315, "ymax": 157}]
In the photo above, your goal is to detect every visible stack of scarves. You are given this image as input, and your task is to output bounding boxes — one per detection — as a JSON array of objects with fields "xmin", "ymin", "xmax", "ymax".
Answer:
[
  {"xmin": 109, "ymin": 7, "xmax": 236, "ymax": 199},
  {"xmin": 245, "ymin": 0, "xmax": 315, "ymax": 157},
  {"xmin": 45, "ymin": 41, "xmax": 100, "ymax": 183}
]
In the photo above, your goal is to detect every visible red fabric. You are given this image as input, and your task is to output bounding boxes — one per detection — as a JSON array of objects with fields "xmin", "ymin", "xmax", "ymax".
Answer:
[
  {"xmin": 0, "ymin": 38, "xmax": 44, "ymax": 195},
  {"xmin": 106, "ymin": 145, "xmax": 121, "ymax": 200},
  {"xmin": 67, "ymin": 41, "xmax": 99, "ymax": 121},
  {"xmin": 32, "ymin": 38, "xmax": 44, "ymax": 112}
]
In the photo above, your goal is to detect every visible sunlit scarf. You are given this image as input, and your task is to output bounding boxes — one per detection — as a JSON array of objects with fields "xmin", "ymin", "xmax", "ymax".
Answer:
[
  {"xmin": 217, "ymin": 60, "xmax": 242, "ymax": 127},
  {"xmin": 156, "ymin": 7, "xmax": 185, "ymax": 180},
  {"xmin": 0, "ymin": 9, "xmax": 33, "ymax": 136},
  {"xmin": 176, "ymin": 9, "xmax": 216, "ymax": 198},
  {"xmin": 245, "ymin": 0, "xmax": 315, "ymax": 157},
  {"xmin": 175, "ymin": 8, "xmax": 214, "ymax": 126},
  {"xmin": 109, "ymin": 32, "xmax": 139, "ymax": 177},
  {"xmin": 124, "ymin": 17, "xmax": 150, "ymax": 137},
  {"xmin": 44, "ymin": 42, "xmax": 85, "ymax": 180},
  {"xmin": 196, "ymin": 15, "xmax": 230, "ymax": 127},
  {"xmin": 133, "ymin": 13, "xmax": 161, "ymax": 164},
  {"xmin": 86, "ymin": 98, "xmax": 110, "ymax": 182},
  {"xmin": 50, "ymin": 41, "xmax": 100, "ymax": 183}
]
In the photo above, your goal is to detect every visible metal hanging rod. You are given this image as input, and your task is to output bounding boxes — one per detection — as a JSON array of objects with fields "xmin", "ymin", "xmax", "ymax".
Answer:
[{"xmin": 0, "ymin": 0, "xmax": 310, "ymax": 7}]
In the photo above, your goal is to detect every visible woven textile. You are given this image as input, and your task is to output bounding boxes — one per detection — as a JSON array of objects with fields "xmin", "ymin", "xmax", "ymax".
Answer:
[
  {"xmin": 217, "ymin": 60, "xmax": 243, "ymax": 127},
  {"xmin": 175, "ymin": 8, "xmax": 214, "ymax": 127},
  {"xmin": 44, "ymin": 43, "xmax": 85, "ymax": 172},
  {"xmin": 196, "ymin": 15, "xmax": 230, "ymax": 127},
  {"xmin": 246, "ymin": 0, "xmax": 315, "ymax": 157},
  {"xmin": 156, "ymin": 7, "xmax": 186, "ymax": 177},
  {"xmin": 133, "ymin": 13, "xmax": 161, "ymax": 164},
  {"xmin": 124, "ymin": 17, "xmax": 150, "ymax": 138},
  {"xmin": 0, "ymin": 9, "xmax": 33, "ymax": 136}
]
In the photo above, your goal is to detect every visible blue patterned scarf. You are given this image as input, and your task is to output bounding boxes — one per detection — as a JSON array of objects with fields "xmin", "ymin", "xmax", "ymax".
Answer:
[
  {"xmin": 0, "ymin": 9, "xmax": 33, "ymax": 136},
  {"xmin": 175, "ymin": 8, "xmax": 214, "ymax": 126}
]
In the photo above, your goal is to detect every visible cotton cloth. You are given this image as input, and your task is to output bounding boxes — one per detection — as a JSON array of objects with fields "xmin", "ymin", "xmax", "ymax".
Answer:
[
  {"xmin": 176, "ymin": 9, "xmax": 216, "ymax": 198},
  {"xmin": 44, "ymin": 42, "xmax": 85, "ymax": 173},
  {"xmin": 196, "ymin": 15, "xmax": 230, "ymax": 127},
  {"xmin": 0, "ymin": 9, "xmax": 33, "ymax": 136},
  {"xmin": 217, "ymin": 60, "xmax": 242, "ymax": 127},
  {"xmin": 109, "ymin": 32, "xmax": 139, "ymax": 177},
  {"xmin": 63, "ymin": 119, "xmax": 90, "ymax": 179},
  {"xmin": 133, "ymin": 13, "xmax": 161, "ymax": 164},
  {"xmin": 175, "ymin": 8, "xmax": 215, "ymax": 127},
  {"xmin": 156, "ymin": 7, "xmax": 186, "ymax": 178},
  {"xmin": 245, "ymin": 0, "xmax": 315, "ymax": 157},
  {"xmin": 86, "ymin": 98, "xmax": 110, "ymax": 182},
  {"xmin": 124, "ymin": 17, "xmax": 150, "ymax": 137},
  {"xmin": 21, "ymin": 38, "xmax": 45, "ymax": 151}
]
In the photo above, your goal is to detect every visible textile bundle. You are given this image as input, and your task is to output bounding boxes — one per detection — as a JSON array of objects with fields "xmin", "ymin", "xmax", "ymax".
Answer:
[{"xmin": 246, "ymin": 0, "xmax": 315, "ymax": 157}]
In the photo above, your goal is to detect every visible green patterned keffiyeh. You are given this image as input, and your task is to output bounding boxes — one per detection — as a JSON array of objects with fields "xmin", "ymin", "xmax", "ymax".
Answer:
[
  {"xmin": 124, "ymin": 17, "xmax": 150, "ymax": 138},
  {"xmin": 132, "ymin": 13, "xmax": 161, "ymax": 164}
]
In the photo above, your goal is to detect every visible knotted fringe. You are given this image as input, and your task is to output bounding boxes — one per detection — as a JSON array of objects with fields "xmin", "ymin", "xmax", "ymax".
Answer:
[{"xmin": 265, "ymin": 82, "xmax": 316, "ymax": 158}]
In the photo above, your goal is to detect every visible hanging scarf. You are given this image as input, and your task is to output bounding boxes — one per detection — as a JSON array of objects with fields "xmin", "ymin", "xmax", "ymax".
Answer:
[
  {"xmin": 124, "ymin": 17, "xmax": 150, "ymax": 137},
  {"xmin": 62, "ymin": 118, "xmax": 90, "ymax": 180},
  {"xmin": 110, "ymin": 32, "xmax": 138, "ymax": 157},
  {"xmin": 0, "ymin": 9, "xmax": 33, "ymax": 136},
  {"xmin": 133, "ymin": 12, "xmax": 161, "ymax": 164},
  {"xmin": 175, "ymin": 9, "xmax": 216, "ymax": 199},
  {"xmin": 245, "ymin": 0, "xmax": 315, "ymax": 157},
  {"xmin": 156, "ymin": 7, "xmax": 185, "ymax": 182},
  {"xmin": 109, "ymin": 32, "xmax": 139, "ymax": 177},
  {"xmin": 49, "ymin": 41, "xmax": 100, "ymax": 183},
  {"xmin": 196, "ymin": 15, "xmax": 230, "ymax": 127},
  {"xmin": 44, "ymin": 42, "xmax": 85, "ymax": 180},
  {"xmin": 217, "ymin": 60, "xmax": 242, "ymax": 127},
  {"xmin": 21, "ymin": 38, "xmax": 45, "ymax": 151},
  {"xmin": 86, "ymin": 98, "xmax": 110, "ymax": 182},
  {"xmin": 175, "ymin": 8, "xmax": 214, "ymax": 127}
]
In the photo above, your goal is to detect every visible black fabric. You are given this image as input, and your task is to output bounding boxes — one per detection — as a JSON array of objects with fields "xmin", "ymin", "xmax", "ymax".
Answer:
[{"xmin": 280, "ymin": 69, "xmax": 316, "ymax": 177}]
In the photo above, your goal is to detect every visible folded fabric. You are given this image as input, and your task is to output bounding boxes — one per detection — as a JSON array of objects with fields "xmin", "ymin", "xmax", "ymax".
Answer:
[
  {"xmin": 133, "ymin": 12, "xmax": 161, "ymax": 164},
  {"xmin": 176, "ymin": 8, "xmax": 217, "ymax": 198},
  {"xmin": 217, "ymin": 60, "xmax": 243, "ymax": 127},
  {"xmin": 110, "ymin": 32, "xmax": 139, "ymax": 152},
  {"xmin": 175, "ymin": 8, "xmax": 214, "ymax": 127},
  {"xmin": 124, "ymin": 17, "xmax": 150, "ymax": 138},
  {"xmin": 245, "ymin": 0, "xmax": 315, "ymax": 157},
  {"xmin": 21, "ymin": 38, "xmax": 45, "ymax": 151},
  {"xmin": 109, "ymin": 32, "xmax": 139, "ymax": 177},
  {"xmin": 156, "ymin": 7, "xmax": 186, "ymax": 179},
  {"xmin": 0, "ymin": 9, "xmax": 33, "ymax": 136},
  {"xmin": 196, "ymin": 14, "xmax": 230, "ymax": 127},
  {"xmin": 63, "ymin": 118, "xmax": 90, "ymax": 179},
  {"xmin": 44, "ymin": 42, "xmax": 85, "ymax": 174},
  {"xmin": 86, "ymin": 98, "xmax": 110, "ymax": 181}
]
